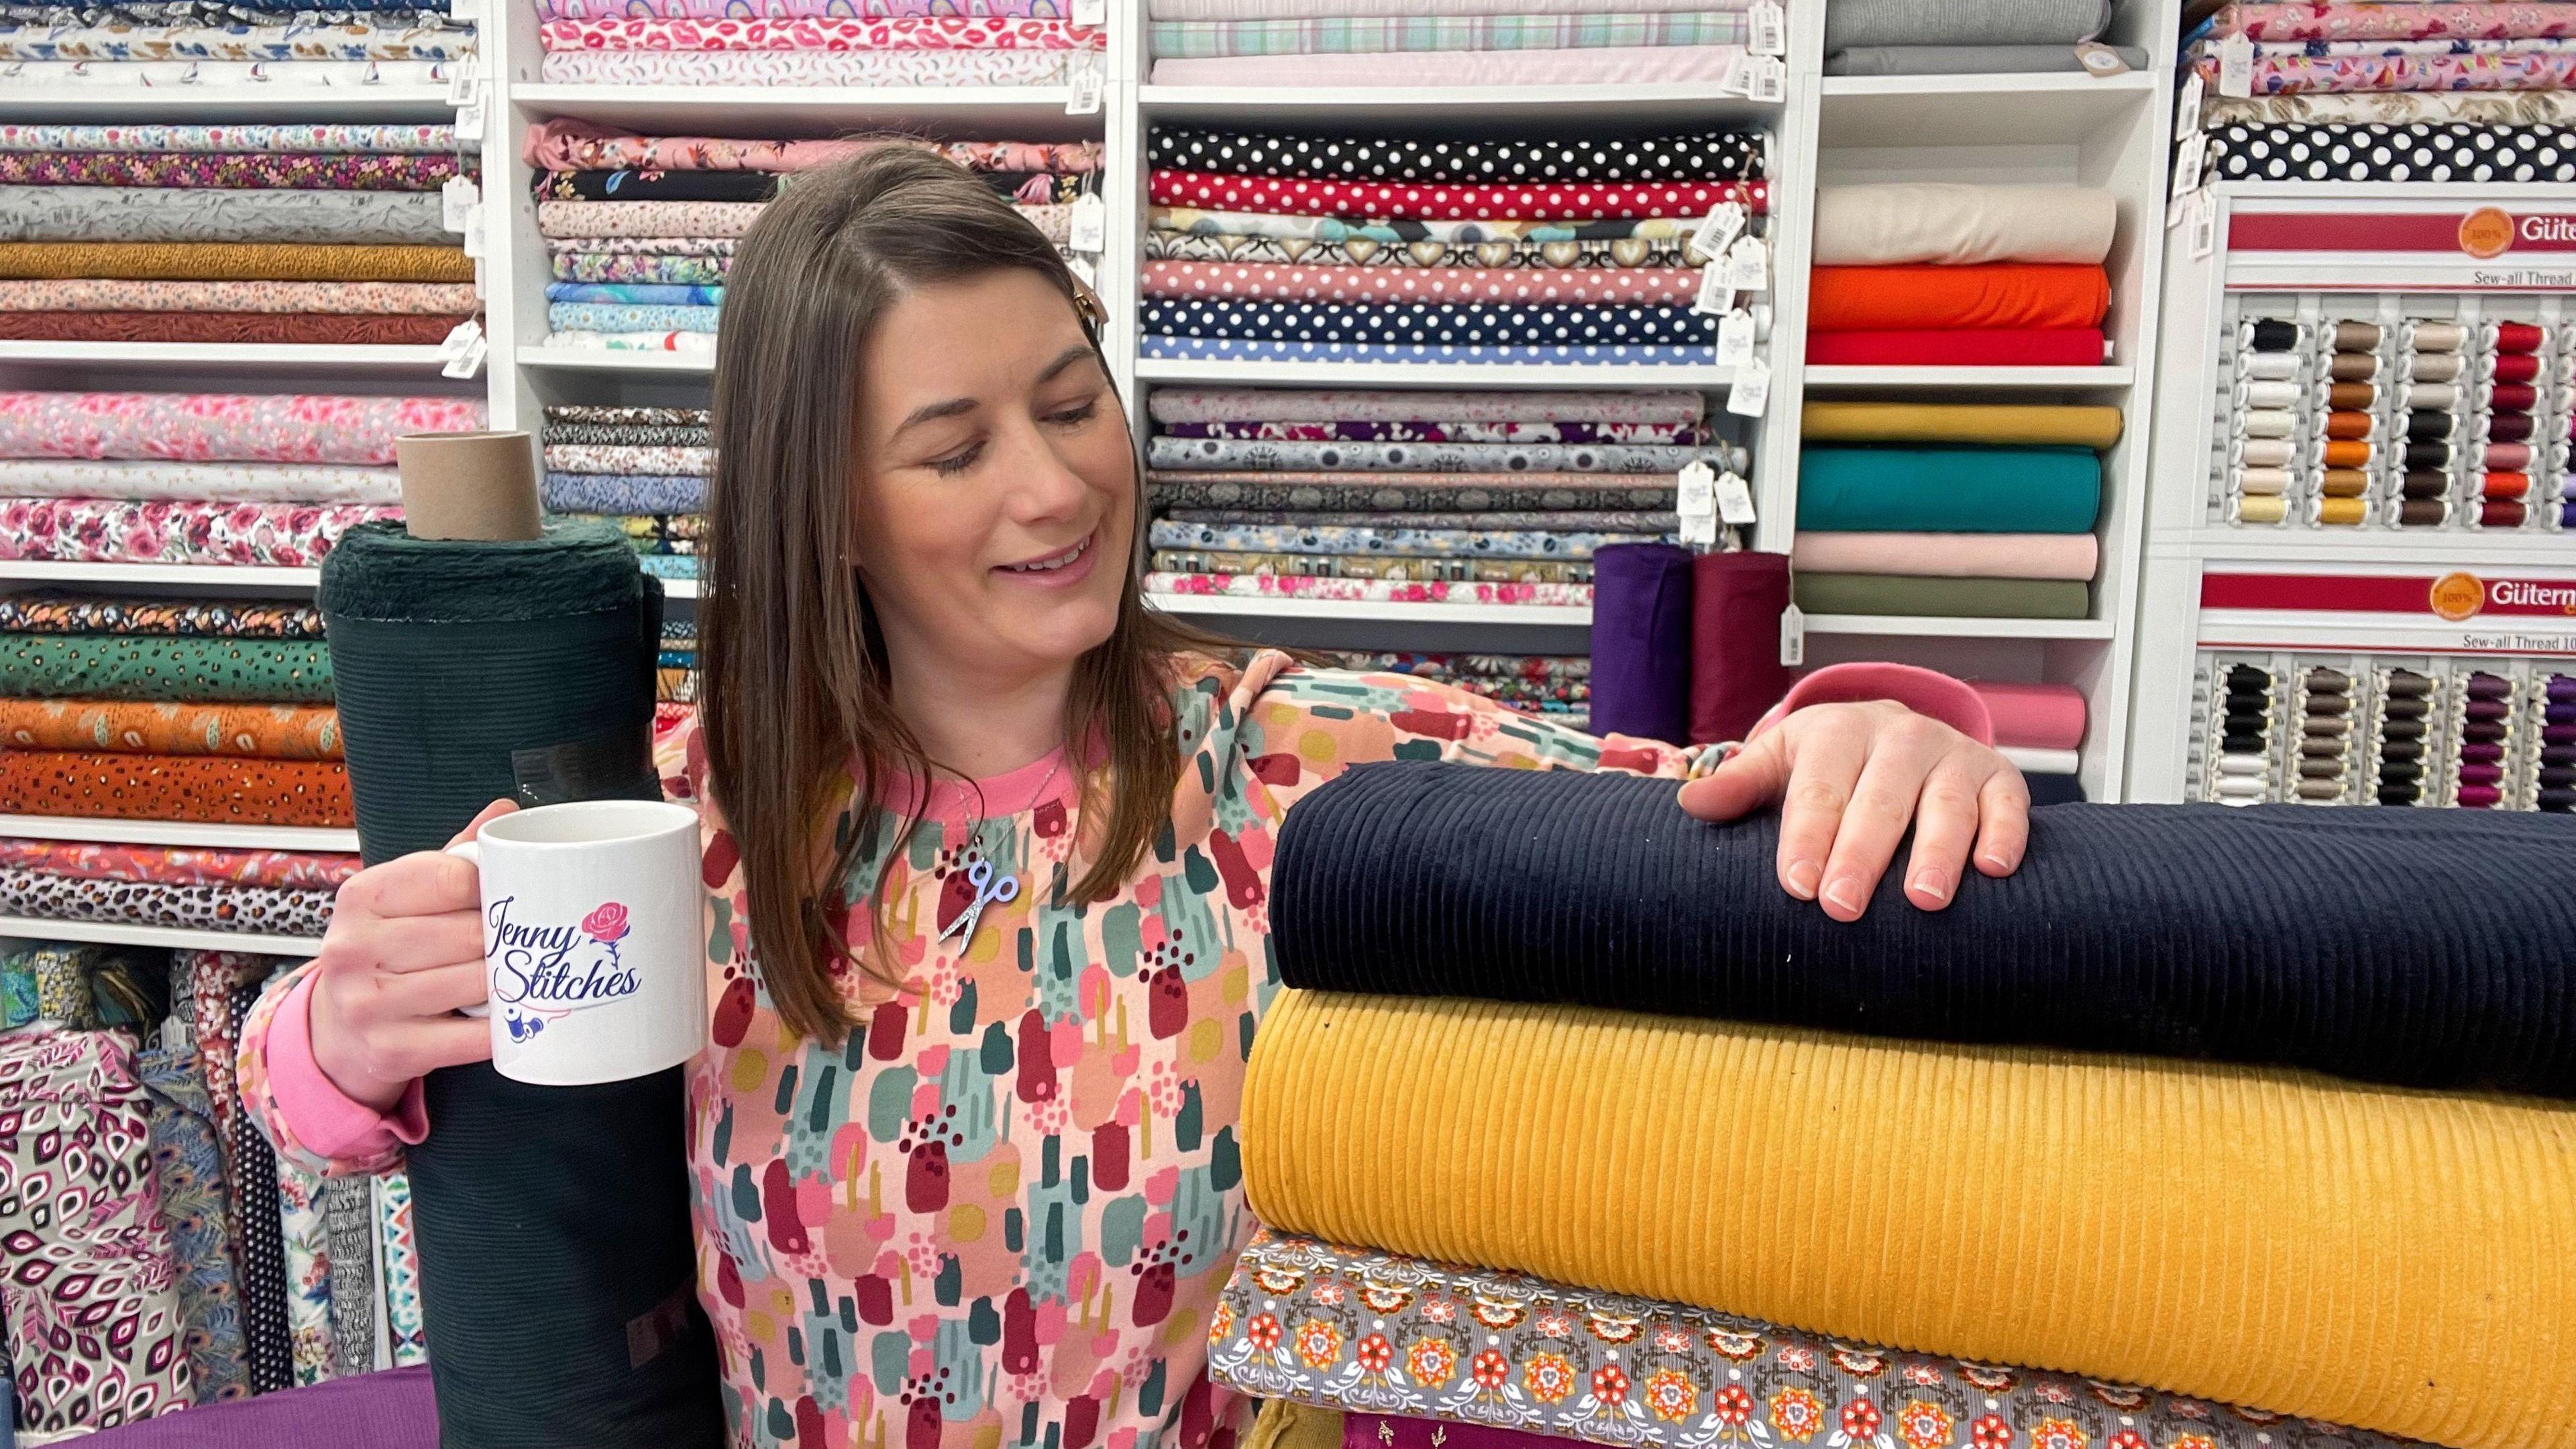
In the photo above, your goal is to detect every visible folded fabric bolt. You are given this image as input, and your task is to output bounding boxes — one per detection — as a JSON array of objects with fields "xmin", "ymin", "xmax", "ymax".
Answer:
[
  {"xmin": 521, "ymin": 121, "xmax": 1102, "ymax": 175},
  {"xmin": 0, "ymin": 241, "xmax": 476, "ymax": 282},
  {"xmin": 0, "ymin": 699, "xmax": 341, "ymax": 759},
  {"xmin": 545, "ymin": 237, "xmax": 737, "ymax": 258},
  {"xmin": 1809, "ymin": 265, "xmax": 2109, "ymax": 333},
  {"xmin": 1812, "ymin": 184, "xmax": 2118, "ymax": 266},
  {"xmin": 1147, "ymin": 123, "xmax": 1769, "ymax": 184},
  {"xmin": 544, "ymin": 331, "xmax": 720, "ymax": 354},
  {"xmin": 1801, "ymin": 400, "xmax": 2123, "ymax": 449},
  {"xmin": 547, "ymin": 303, "xmax": 719, "ymax": 334},
  {"xmin": 3, "ymin": 58, "xmax": 458, "ymax": 89},
  {"xmin": 1145, "ymin": 437, "xmax": 1743, "ymax": 475},
  {"xmin": 0, "ymin": 460, "xmax": 398, "ymax": 504},
  {"xmin": 1803, "ymin": 329, "xmax": 2107, "ymax": 366},
  {"xmin": 0, "ymin": 749, "xmax": 351, "ymax": 826},
  {"xmin": 0, "ymin": 280, "xmax": 480, "ymax": 315},
  {"xmin": 553, "ymin": 254, "xmax": 727, "ymax": 285},
  {"xmin": 2202, "ymin": 91, "xmax": 2576, "ymax": 126},
  {"xmin": 1150, "ymin": 470, "xmax": 1678, "ymax": 512},
  {"xmin": 0, "ymin": 634, "xmax": 333, "ymax": 702},
  {"xmin": 537, "ymin": 46, "xmax": 1073, "ymax": 85},
  {"xmin": 1968, "ymin": 680, "xmax": 2088, "ymax": 750},
  {"xmin": 1148, "ymin": 170, "xmax": 1766, "ymax": 221},
  {"xmin": 1212, "ymin": 1232, "xmax": 2416, "ymax": 1449},
  {"xmin": 1151, "ymin": 208, "xmax": 1701, "ymax": 246},
  {"xmin": 0, "ymin": 392, "xmax": 482, "ymax": 466},
  {"xmin": 1150, "ymin": 12, "xmax": 1747, "ymax": 56},
  {"xmin": 1150, "ymin": 386, "xmax": 1705, "ymax": 425},
  {"xmin": 1153, "ymin": 550, "xmax": 1589, "ymax": 583},
  {"xmin": 0, "ymin": 22, "xmax": 475, "ymax": 62},
  {"xmin": 2213, "ymin": 3, "xmax": 2576, "ymax": 42},
  {"xmin": 0, "ymin": 592, "xmax": 321, "ymax": 637},
  {"xmin": 1145, "ymin": 229, "xmax": 1707, "ymax": 270},
  {"xmin": 1148, "ymin": 521, "xmax": 1657, "ymax": 559},
  {"xmin": 1144, "ymin": 573, "xmax": 1590, "ymax": 607},
  {"xmin": 0, "ymin": 150, "xmax": 468, "ymax": 191},
  {"xmin": 1140, "ymin": 337, "xmax": 1717, "ymax": 366},
  {"xmin": 1825, "ymin": 43, "xmax": 2149, "ymax": 72},
  {"xmin": 1149, "ymin": 43, "xmax": 1746, "ymax": 86},
  {"xmin": 2206, "ymin": 120, "xmax": 2576, "ymax": 182},
  {"xmin": 1139, "ymin": 262, "xmax": 1701, "ymax": 307},
  {"xmin": 1797, "ymin": 447, "xmax": 2101, "ymax": 533},
  {"xmin": 545, "ymin": 283, "xmax": 724, "ymax": 307},
  {"xmin": 538, "ymin": 15, "xmax": 1098, "ymax": 47},
  {"xmin": 533, "ymin": 167, "xmax": 1089, "ymax": 205},
  {"xmin": 1162, "ymin": 420, "xmax": 1703, "ymax": 444},
  {"xmin": 0, "ymin": 837, "xmax": 357, "ymax": 890},
  {"xmin": 1793, "ymin": 574, "xmax": 2087, "ymax": 618},
  {"xmin": 2189, "ymin": 46, "xmax": 2576, "ymax": 93},
  {"xmin": 542, "ymin": 443, "xmax": 714, "ymax": 477},
  {"xmin": 0, "ymin": 186, "xmax": 449, "ymax": 246},
  {"xmin": 0, "ymin": 867, "xmax": 333, "ymax": 936},
  {"xmin": 0, "ymin": 121, "xmax": 462, "ymax": 154},
  {"xmin": 1145, "ymin": 0, "xmax": 1733, "ymax": 17},
  {"xmin": 1823, "ymin": 0, "xmax": 2109, "ymax": 49},
  {"xmin": 535, "ymin": 199, "xmax": 769, "ymax": 241},
  {"xmin": 0, "ymin": 313, "xmax": 469, "ymax": 345},
  {"xmin": 1790, "ymin": 531, "xmax": 2097, "ymax": 580},
  {"xmin": 541, "ymin": 472, "xmax": 705, "ymax": 515}
]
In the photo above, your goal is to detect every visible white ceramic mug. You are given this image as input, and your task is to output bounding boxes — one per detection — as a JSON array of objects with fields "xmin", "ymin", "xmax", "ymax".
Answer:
[{"xmin": 446, "ymin": 799, "xmax": 706, "ymax": 1086}]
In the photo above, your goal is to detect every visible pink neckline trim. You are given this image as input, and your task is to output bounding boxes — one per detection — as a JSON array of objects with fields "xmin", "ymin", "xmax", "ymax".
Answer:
[{"xmin": 883, "ymin": 746, "xmax": 1079, "ymax": 825}]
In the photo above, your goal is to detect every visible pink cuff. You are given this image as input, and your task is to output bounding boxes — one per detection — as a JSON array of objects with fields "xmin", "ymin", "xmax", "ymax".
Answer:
[
  {"xmin": 1750, "ymin": 663, "xmax": 1996, "ymax": 748},
  {"xmin": 268, "ymin": 971, "xmax": 430, "ymax": 1160}
]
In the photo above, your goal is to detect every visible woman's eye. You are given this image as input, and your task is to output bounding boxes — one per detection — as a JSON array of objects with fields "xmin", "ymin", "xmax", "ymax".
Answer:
[
  {"xmin": 928, "ymin": 443, "xmax": 982, "ymax": 477},
  {"xmin": 1045, "ymin": 400, "xmax": 1099, "ymax": 427}
]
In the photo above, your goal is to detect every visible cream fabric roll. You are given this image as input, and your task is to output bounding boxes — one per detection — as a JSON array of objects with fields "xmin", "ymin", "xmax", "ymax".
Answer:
[
  {"xmin": 1811, "ymin": 183, "xmax": 2117, "ymax": 266},
  {"xmin": 1788, "ymin": 531, "xmax": 2098, "ymax": 581}
]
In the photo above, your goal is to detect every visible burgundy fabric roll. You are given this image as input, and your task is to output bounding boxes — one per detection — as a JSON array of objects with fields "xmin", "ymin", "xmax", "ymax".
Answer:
[
  {"xmin": 1589, "ymin": 542, "xmax": 1695, "ymax": 746},
  {"xmin": 1688, "ymin": 549, "xmax": 1793, "ymax": 746}
]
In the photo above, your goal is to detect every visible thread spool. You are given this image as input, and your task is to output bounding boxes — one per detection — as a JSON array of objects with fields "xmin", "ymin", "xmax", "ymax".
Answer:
[
  {"xmin": 2243, "ymin": 318, "xmax": 2302, "ymax": 351},
  {"xmin": 2324, "ymin": 411, "xmax": 2375, "ymax": 441},
  {"xmin": 2404, "ymin": 441, "xmax": 2453, "ymax": 470},
  {"xmin": 2407, "ymin": 410, "xmax": 2455, "ymax": 442},
  {"xmin": 2236, "ymin": 466, "xmax": 2292, "ymax": 496},
  {"xmin": 2241, "ymin": 409, "xmax": 2296, "ymax": 439},
  {"xmin": 2457, "ymin": 784, "xmax": 2504, "ymax": 808},
  {"xmin": 2486, "ymin": 352, "xmax": 2541, "ymax": 384},
  {"xmin": 2332, "ymin": 320, "xmax": 2382, "ymax": 351},
  {"xmin": 2402, "ymin": 352, "xmax": 2459, "ymax": 383},
  {"xmin": 2331, "ymin": 352, "xmax": 2382, "ymax": 382},
  {"xmin": 2319, "ymin": 469, "xmax": 2369, "ymax": 498},
  {"xmin": 2486, "ymin": 413, "xmax": 2536, "ymax": 444},
  {"xmin": 2237, "ymin": 437, "xmax": 2295, "ymax": 468},
  {"xmin": 2479, "ymin": 442, "xmax": 2532, "ymax": 472},
  {"xmin": 2321, "ymin": 439, "xmax": 2375, "ymax": 469},
  {"xmin": 2484, "ymin": 382, "xmax": 2538, "ymax": 413},
  {"xmin": 2326, "ymin": 382, "xmax": 2377, "ymax": 410},
  {"xmin": 2401, "ymin": 469, "xmax": 2449, "ymax": 500},
  {"xmin": 2237, "ymin": 494, "xmax": 2288, "ymax": 524},
  {"xmin": 2316, "ymin": 496, "xmax": 2367, "ymax": 527},
  {"xmin": 2407, "ymin": 319, "xmax": 2467, "ymax": 352},
  {"xmin": 2487, "ymin": 319, "xmax": 2544, "ymax": 354},
  {"xmin": 2217, "ymin": 754, "xmax": 2267, "ymax": 777},
  {"xmin": 2244, "ymin": 352, "xmax": 2302, "ymax": 381},
  {"xmin": 2241, "ymin": 380, "xmax": 2300, "ymax": 410},
  {"xmin": 2406, "ymin": 382, "xmax": 2459, "ymax": 410},
  {"xmin": 2400, "ymin": 498, "xmax": 2449, "ymax": 526}
]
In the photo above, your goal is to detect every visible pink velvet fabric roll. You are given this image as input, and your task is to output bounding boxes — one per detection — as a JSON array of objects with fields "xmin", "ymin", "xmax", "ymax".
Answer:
[
  {"xmin": 1789, "ymin": 531, "xmax": 2098, "ymax": 581},
  {"xmin": 1966, "ymin": 681, "xmax": 2088, "ymax": 751}
]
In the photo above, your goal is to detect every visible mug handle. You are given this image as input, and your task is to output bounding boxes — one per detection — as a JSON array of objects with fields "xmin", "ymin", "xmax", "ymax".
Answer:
[{"xmin": 445, "ymin": 839, "xmax": 491, "ymax": 1020}]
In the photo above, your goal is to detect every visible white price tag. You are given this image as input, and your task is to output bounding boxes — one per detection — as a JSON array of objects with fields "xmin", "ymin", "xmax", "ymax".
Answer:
[
  {"xmin": 2217, "ymin": 32, "xmax": 2254, "ymax": 97},
  {"xmin": 1749, "ymin": 0, "xmax": 1786, "ymax": 56},
  {"xmin": 455, "ymin": 81, "xmax": 487, "ymax": 144},
  {"xmin": 1676, "ymin": 462, "xmax": 1719, "ymax": 547},
  {"xmin": 1726, "ymin": 352, "xmax": 1771, "ymax": 418},
  {"xmin": 1694, "ymin": 262, "xmax": 1732, "ymax": 317},
  {"xmin": 1688, "ymin": 200, "xmax": 1745, "ymax": 265},
  {"xmin": 1073, "ymin": 0, "xmax": 1104, "ymax": 25},
  {"xmin": 1716, "ymin": 307, "xmax": 1756, "ymax": 365},
  {"xmin": 2171, "ymin": 132, "xmax": 2206, "ymax": 201},
  {"xmin": 443, "ymin": 331, "xmax": 488, "ymax": 380},
  {"xmin": 436, "ymin": 319, "xmax": 480, "ymax": 359},
  {"xmin": 1717, "ymin": 50, "xmax": 1753, "ymax": 97},
  {"xmin": 2178, "ymin": 70, "xmax": 2206, "ymax": 132},
  {"xmin": 441, "ymin": 176, "xmax": 479, "ymax": 233},
  {"xmin": 1067, "ymin": 51, "xmax": 1103, "ymax": 113},
  {"xmin": 1779, "ymin": 602, "xmax": 1806, "ymax": 667},
  {"xmin": 2188, "ymin": 188, "xmax": 2218, "ymax": 259},
  {"xmin": 461, "ymin": 202, "xmax": 486, "ymax": 258},
  {"xmin": 1069, "ymin": 192, "xmax": 1106, "ymax": 254},
  {"xmin": 443, "ymin": 56, "xmax": 477, "ymax": 107},
  {"xmin": 1748, "ymin": 54, "xmax": 1786, "ymax": 103},
  {"xmin": 1713, "ymin": 470, "xmax": 1756, "ymax": 527},
  {"xmin": 2074, "ymin": 41, "xmax": 2130, "ymax": 75},
  {"xmin": 1724, "ymin": 234, "xmax": 1768, "ymax": 292}
]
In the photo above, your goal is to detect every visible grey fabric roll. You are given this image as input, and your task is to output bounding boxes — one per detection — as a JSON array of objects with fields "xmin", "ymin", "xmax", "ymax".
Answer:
[
  {"xmin": 0, "ymin": 185, "xmax": 448, "ymax": 245},
  {"xmin": 1825, "ymin": 42, "xmax": 2148, "ymax": 74},
  {"xmin": 322, "ymin": 1176, "xmax": 378, "ymax": 1381},
  {"xmin": 1824, "ymin": 0, "xmax": 2110, "ymax": 50}
]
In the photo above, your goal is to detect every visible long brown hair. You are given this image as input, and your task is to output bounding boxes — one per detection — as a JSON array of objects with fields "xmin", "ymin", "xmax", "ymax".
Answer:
[{"xmin": 700, "ymin": 145, "xmax": 1222, "ymax": 1046}]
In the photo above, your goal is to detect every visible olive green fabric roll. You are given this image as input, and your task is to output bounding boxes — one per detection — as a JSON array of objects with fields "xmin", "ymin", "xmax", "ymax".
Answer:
[
  {"xmin": 1792, "ymin": 573, "xmax": 2090, "ymax": 619},
  {"xmin": 0, "ymin": 633, "xmax": 332, "ymax": 702}
]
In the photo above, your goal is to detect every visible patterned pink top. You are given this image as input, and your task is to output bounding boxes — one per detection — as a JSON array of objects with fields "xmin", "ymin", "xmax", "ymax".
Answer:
[{"xmin": 239, "ymin": 652, "xmax": 1982, "ymax": 1449}]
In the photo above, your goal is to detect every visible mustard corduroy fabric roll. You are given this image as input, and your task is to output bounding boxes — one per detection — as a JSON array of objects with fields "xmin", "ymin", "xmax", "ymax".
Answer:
[
  {"xmin": 0, "ymin": 241, "xmax": 476, "ymax": 284},
  {"xmin": 1240, "ymin": 990, "xmax": 2576, "ymax": 1449},
  {"xmin": 1800, "ymin": 401, "xmax": 2125, "ymax": 449}
]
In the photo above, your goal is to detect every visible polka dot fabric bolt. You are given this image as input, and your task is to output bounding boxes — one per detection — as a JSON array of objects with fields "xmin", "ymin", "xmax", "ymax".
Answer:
[
  {"xmin": 1146, "ymin": 170, "xmax": 1766, "ymax": 221},
  {"xmin": 2206, "ymin": 122, "xmax": 2576, "ymax": 181},
  {"xmin": 1143, "ymin": 297, "xmax": 1717, "ymax": 347},
  {"xmin": 1146, "ymin": 124, "xmax": 1769, "ymax": 183}
]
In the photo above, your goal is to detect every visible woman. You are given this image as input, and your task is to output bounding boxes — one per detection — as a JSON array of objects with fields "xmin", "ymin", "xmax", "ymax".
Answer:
[{"xmin": 243, "ymin": 148, "xmax": 2031, "ymax": 1449}]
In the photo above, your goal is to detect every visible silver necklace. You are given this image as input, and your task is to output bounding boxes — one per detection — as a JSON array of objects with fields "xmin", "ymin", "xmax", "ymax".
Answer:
[{"xmin": 937, "ymin": 755, "xmax": 1064, "ymax": 947}]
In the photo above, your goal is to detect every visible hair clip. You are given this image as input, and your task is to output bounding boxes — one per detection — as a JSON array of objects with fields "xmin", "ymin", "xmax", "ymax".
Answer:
[{"xmin": 1069, "ymin": 274, "xmax": 1107, "ymax": 327}]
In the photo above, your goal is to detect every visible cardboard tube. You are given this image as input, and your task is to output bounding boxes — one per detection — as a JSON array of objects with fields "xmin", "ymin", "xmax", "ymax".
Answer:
[{"xmin": 396, "ymin": 431, "xmax": 541, "ymax": 542}]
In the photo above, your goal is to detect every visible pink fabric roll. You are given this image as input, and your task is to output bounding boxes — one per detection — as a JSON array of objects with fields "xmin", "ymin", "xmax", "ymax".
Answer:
[
  {"xmin": 1789, "ymin": 531, "xmax": 2098, "ymax": 581},
  {"xmin": 1966, "ymin": 680, "xmax": 2088, "ymax": 751},
  {"xmin": 1149, "ymin": 43, "xmax": 1742, "ymax": 86},
  {"xmin": 1140, "ymin": 260, "xmax": 1701, "ymax": 306},
  {"xmin": 1148, "ymin": 170, "xmax": 1766, "ymax": 222}
]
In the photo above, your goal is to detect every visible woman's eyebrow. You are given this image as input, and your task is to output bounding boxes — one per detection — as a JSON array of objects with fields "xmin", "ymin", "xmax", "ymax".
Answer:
[{"xmin": 893, "ymin": 347, "xmax": 1097, "ymax": 435}]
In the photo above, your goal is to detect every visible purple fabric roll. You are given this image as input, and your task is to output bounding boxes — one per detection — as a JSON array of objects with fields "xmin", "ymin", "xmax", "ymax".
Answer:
[
  {"xmin": 83, "ymin": 1368, "xmax": 437, "ymax": 1448},
  {"xmin": 1589, "ymin": 542, "xmax": 1695, "ymax": 745},
  {"xmin": 1689, "ymin": 549, "xmax": 1794, "ymax": 746}
]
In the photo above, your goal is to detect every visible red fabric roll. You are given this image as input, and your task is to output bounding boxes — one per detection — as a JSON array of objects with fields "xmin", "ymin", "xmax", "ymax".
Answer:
[
  {"xmin": 1146, "ymin": 169, "xmax": 1766, "ymax": 222},
  {"xmin": 0, "ymin": 311, "xmax": 470, "ymax": 344},
  {"xmin": 1689, "ymin": 549, "xmax": 1794, "ymax": 747},
  {"xmin": 1803, "ymin": 329, "xmax": 2107, "ymax": 367},
  {"xmin": 2488, "ymin": 383, "xmax": 2538, "ymax": 413},
  {"xmin": 2483, "ymin": 472, "xmax": 2532, "ymax": 501},
  {"xmin": 2491, "ymin": 352, "xmax": 2540, "ymax": 384},
  {"xmin": 1806, "ymin": 264, "xmax": 2109, "ymax": 333},
  {"xmin": 2491, "ymin": 320, "xmax": 2544, "ymax": 354}
]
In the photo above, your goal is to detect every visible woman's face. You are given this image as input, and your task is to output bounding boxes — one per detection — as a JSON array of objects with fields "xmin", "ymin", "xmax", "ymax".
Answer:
[{"xmin": 850, "ymin": 268, "xmax": 1132, "ymax": 682}]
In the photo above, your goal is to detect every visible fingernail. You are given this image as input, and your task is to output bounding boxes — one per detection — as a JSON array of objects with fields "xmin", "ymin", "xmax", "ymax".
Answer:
[
  {"xmin": 1978, "ymin": 851, "xmax": 2012, "ymax": 873},
  {"xmin": 1784, "ymin": 859, "xmax": 1821, "ymax": 900},
  {"xmin": 1822, "ymin": 877, "xmax": 1862, "ymax": 917},
  {"xmin": 1911, "ymin": 872, "xmax": 1949, "ymax": 905}
]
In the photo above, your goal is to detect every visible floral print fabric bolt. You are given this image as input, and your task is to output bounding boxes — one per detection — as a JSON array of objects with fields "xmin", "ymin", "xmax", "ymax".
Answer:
[{"xmin": 242, "ymin": 654, "xmax": 1717, "ymax": 1449}]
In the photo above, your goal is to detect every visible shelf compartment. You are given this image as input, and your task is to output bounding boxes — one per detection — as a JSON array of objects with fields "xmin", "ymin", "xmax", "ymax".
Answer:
[
  {"xmin": 0, "ymin": 816, "xmax": 358, "ymax": 853},
  {"xmin": 1138, "ymin": 84, "xmax": 1781, "ymax": 130},
  {"xmin": 1817, "ymin": 71, "xmax": 2157, "ymax": 150},
  {"xmin": 1801, "ymin": 366, "xmax": 2135, "ymax": 390},
  {"xmin": 3, "ymin": 87, "xmax": 460, "ymax": 123},
  {"xmin": 517, "ymin": 345, "xmax": 713, "ymax": 376},
  {"xmin": 0, "ymin": 914, "xmax": 322, "ymax": 956},
  {"xmin": 1803, "ymin": 614, "xmax": 2117, "ymax": 640},
  {"xmin": 0, "ymin": 342, "xmax": 456, "ymax": 372}
]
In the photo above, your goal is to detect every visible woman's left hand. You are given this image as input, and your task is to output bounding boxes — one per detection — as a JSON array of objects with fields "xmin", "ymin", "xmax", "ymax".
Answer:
[{"xmin": 1674, "ymin": 700, "xmax": 2029, "ymax": 922}]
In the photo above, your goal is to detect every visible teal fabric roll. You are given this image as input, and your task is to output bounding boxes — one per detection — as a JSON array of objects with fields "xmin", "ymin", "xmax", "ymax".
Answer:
[{"xmin": 1796, "ymin": 445, "xmax": 2101, "ymax": 533}]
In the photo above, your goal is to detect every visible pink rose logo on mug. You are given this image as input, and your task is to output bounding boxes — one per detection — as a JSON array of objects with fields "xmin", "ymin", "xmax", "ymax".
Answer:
[
  {"xmin": 489, "ymin": 895, "xmax": 643, "ymax": 1044},
  {"xmin": 583, "ymin": 902, "xmax": 631, "ymax": 943}
]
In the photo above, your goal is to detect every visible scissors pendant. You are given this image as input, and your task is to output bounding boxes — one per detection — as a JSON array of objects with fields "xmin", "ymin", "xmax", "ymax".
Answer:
[{"xmin": 939, "ymin": 855, "xmax": 1020, "ymax": 947}]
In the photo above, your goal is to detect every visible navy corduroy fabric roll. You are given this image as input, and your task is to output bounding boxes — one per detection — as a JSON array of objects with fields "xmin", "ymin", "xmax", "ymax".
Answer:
[{"xmin": 1271, "ymin": 761, "xmax": 2576, "ymax": 1097}]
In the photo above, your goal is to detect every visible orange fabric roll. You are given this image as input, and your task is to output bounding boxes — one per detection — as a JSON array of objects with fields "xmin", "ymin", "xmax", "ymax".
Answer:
[
  {"xmin": 0, "ymin": 749, "xmax": 351, "ymax": 826},
  {"xmin": 2320, "ymin": 469, "xmax": 2369, "ymax": 497},
  {"xmin": 0, "ymin": 698, "xmax": 341, "ymax": 760},
  {"xmin": 1805, "ymin": 264, "xmax": 2109, "ymax": 333},
  {"xmin": 2325, "ymin": 411, "xmax": 2375, "ymax": 440},
  {"xmin": 2321, "ymin": 439, "xmax": 2375, "ymax": 468}
]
